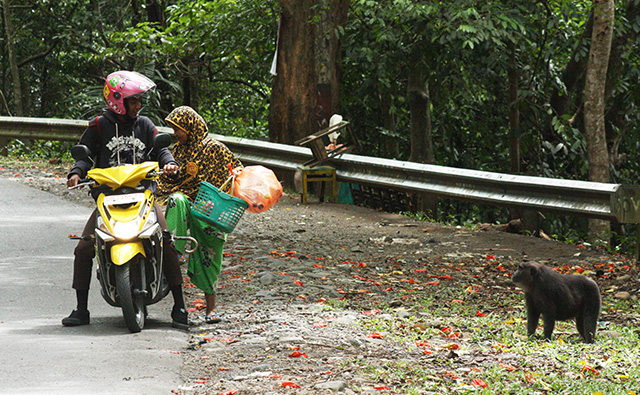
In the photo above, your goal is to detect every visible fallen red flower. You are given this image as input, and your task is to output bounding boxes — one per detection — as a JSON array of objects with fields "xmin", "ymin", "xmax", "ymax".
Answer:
[
  {"xmin": 443, "ymin": 370, "xmax": 462, "ymax": 379},
  {"xmin": 281, "ymin": 381, "xmax": 301, "ymax": 388},
  {"xmin": 472, "ymin": 378, "xmax": 488, "ymax": 388},
  {"xmin": 499, "ymin": 363, "xmax": 516, "ymax": 371},
  {"xmin": 442, "ymin": 343, "xmax": 459, "ymax": 350}
]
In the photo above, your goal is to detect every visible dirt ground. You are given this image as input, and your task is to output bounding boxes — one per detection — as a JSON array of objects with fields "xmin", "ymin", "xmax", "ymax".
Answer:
[{"xmin": 2, "ymin": 159, "xmax": 638, "ymax": 394}]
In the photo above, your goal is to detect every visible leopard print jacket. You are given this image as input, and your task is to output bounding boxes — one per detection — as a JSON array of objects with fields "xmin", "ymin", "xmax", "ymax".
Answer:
[{"xmin": 156, "ymin": 106, "xmax": 242, "ymax": 204}]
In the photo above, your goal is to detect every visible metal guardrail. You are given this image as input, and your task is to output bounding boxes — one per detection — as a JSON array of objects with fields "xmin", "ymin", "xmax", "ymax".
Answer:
[{"xmin": 2, "ymin": 116, "xmax": 640, "ymax": 223}]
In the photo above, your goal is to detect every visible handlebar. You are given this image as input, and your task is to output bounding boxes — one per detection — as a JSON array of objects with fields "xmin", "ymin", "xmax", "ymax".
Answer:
[
  {"xmin": 67, "ymin": 166, "xmax": 178, "ymax": 190},
  {"xmin": 68, "ymin": 179, "xmax": 95, "ymax": 190},
  {"xmin": 147, "ymin": 168, "xmax": 179, "ymax": 178}
]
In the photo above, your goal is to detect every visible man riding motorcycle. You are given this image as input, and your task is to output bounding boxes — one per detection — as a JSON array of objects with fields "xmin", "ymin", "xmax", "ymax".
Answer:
[{"xmin": 63, "ymin": 70, "xmax": 189, "ymax": 330}]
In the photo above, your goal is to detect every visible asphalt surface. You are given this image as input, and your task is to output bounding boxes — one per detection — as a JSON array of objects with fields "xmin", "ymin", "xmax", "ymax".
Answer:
[{"xmin": 0, "ymin": 179, "xmax": 187, "ymax": 395}]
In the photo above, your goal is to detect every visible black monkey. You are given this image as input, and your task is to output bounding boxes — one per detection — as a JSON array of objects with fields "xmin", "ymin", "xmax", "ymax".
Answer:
[{"xmin": 511, "ymin": 261, "xmax": 601, "ymax": 343}]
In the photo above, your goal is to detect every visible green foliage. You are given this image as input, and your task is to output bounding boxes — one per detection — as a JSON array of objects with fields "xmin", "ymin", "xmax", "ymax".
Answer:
[
  {"xmin": 4, "ymin": 139, "xmax": 73, "ymax": 161},
  {"xmin": 106, "ymin": 0, "xmax": 277, "ymax": 137},
  {"xmin": 4, "ymin": 0, "xmax": 640, "ymax": 252}
]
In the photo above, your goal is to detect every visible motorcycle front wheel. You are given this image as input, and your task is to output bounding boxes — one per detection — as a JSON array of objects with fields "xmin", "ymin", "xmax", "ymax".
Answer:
[{"xmin": 115, "ymin": 260, "xmax": 145, "ymax": 333}]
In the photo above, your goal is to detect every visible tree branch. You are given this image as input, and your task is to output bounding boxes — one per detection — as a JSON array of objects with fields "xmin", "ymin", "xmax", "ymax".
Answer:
[
  {"xmin": 17, "ymin": 40, "xmax": 59, "ymax": 68},
  {"xmin": 210, "ymin": 78, "xmax": 269, "ymax": 99}
]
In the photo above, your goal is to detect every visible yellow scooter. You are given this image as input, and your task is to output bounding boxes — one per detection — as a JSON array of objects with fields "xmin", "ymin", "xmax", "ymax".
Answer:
[{"xmin": 70, "ymin": 134, "xmax": 196, "ymax": 332}]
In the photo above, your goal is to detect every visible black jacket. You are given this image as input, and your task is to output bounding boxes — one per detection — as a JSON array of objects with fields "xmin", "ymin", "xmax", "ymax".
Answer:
[
  {"xmin": 68, "ymin": 109, "xmax": 176, "ymax": 199},
  {"xmin": 69, "ymin": 109, "xmax": 176, "ymax": 179}
]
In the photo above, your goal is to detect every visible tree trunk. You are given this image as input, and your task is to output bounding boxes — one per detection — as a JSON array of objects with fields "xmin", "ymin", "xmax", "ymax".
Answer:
[
  {"xmin": 603, "ymin": 3, "xmax": 640, "ymax": 169},
  {"xmin": 507, "ymin": 43, "xmax": 538, "ymax": 229},
  {"xmin": 407, "ymin": 67, "xmax": 434, "ymax": 164},
  {"xmin": 314, "ymin": 0, "xmax": 349, "ymax": 128},
  {"xmin": 380, "ymin": 87, "xmax": 399, "ymax": 158},
  {"xmin": 584, "ymin": 0, "xmax": 614, "ymax": 242},
  {"xmin": 407, "ymin": 65, "xmax": 437, "ymax": 217},
  {"xmin": 508, "ymin": 44, "xmax": 520, "ymax": 175},
  {"xmin": 2, "ymin": 0, "xmax": 23, "ymax": 116},
  {"xmin": 269, "ymin": 1, "xmax": 317, "ymax": 145},
  {"xmin": 546, "ymin": 11, "xmax": 593, "ymax": 142}
]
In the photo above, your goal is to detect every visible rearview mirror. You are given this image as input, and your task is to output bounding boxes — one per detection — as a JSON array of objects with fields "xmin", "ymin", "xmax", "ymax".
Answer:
[
  {"xmin": 70, "ymin": 145, "xmax": 91, "ymax": 161},
  {"xmin": 153, "ymin": 133, "xmax": 172, "ymax": 151}
]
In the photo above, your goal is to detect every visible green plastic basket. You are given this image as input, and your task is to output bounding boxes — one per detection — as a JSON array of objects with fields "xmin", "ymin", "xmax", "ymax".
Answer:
[{"xmin": 191, "ymin": 181, "xmax": 248, "ymax": 233}]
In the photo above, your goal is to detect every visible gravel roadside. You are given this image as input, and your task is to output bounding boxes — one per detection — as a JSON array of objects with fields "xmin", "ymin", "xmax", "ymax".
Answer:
[{"xmin": 2, "ymin": 158, "xmax": 637, "ymax": 394}]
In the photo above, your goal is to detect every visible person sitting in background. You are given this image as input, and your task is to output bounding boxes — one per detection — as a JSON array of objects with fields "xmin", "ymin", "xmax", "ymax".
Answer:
[{"xmin": 157, "ymin": 106, "xmax": 242, "ymax": 324}]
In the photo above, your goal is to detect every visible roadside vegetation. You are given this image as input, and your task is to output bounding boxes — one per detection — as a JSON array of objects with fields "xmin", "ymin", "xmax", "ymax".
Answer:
[{"xmin": 329, "ymin": 257, "xmax": 640, "ymax": 394}]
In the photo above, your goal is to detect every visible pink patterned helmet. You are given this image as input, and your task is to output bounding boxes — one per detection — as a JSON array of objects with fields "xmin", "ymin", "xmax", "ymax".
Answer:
[{"xmin": 103, "ymin": 70, "xmax": 156, "ymax": 115}]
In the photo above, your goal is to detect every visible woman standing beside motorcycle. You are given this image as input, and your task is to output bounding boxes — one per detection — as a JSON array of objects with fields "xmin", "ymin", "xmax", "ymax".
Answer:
[
  {"xmin": 156, "ymin": 106, "xmax": 242, "ymax": 324},
  {"xmin": 63, "ymin": 70, "xmax": 189, "ymax": 330}
]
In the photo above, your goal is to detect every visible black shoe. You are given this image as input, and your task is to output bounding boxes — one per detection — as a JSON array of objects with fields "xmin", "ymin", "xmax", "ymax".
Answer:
[
  {"xmin": 171, "ymin": 305, "xmax": 189, "ymax": 330},
  {"xmin": 62, "ymin": 309, "xmax": 90, "ymax": 326}
]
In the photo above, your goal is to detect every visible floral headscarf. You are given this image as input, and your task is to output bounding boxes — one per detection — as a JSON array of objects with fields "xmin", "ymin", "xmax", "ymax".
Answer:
[{"xmin": 157, "ymin": 106, "xmax": 242, "ymax": 204}]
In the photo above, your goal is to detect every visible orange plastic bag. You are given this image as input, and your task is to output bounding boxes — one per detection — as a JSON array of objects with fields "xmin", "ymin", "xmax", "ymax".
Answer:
[{"xmin": 232, "ymin": 165, "xmax": 283, "ymax": 213}]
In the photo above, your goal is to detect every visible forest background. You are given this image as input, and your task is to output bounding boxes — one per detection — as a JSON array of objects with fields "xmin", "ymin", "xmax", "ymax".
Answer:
[{"xmin": 1, "ymin": 0, "xmax": 639, "ymax": 252}]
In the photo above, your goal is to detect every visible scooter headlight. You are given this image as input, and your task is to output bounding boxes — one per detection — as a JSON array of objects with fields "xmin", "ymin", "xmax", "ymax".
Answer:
[{"xmin": 113, "ymin": 219, "xmax": 141, "ymax": 241}]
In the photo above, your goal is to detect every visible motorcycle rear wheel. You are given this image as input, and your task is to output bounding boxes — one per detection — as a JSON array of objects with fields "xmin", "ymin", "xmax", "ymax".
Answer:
[{"xmin": 115, "ymin": 261, "xmax": 145, "ymax": 333}]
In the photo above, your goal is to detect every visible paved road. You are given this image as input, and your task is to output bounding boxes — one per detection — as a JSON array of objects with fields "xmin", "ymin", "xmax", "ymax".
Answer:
[{"xmin": 0, "ymin": 179, "xmax": 187, "ymax": 395}]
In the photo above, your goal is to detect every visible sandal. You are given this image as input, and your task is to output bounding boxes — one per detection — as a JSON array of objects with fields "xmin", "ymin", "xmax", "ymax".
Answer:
[{"xmin": 205, "ymin": 313, "xmax": 222, "ymax": 324}]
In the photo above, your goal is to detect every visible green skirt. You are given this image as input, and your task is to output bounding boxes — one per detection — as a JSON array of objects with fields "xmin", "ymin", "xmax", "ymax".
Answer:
[{"xmin": 165, "ymin": 192, "xmax": 226, "ymax": 295}]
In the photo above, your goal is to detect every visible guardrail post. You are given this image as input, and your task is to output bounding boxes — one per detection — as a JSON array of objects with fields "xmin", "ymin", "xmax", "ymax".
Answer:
[
  {"xmin": 411, "ymin": 192, "xmax": 437, "ymax": 219},
  {"xmin": 637, "ymin": 226, "xmax": 640, "ymax": 262},
  {"xmin": 0, "ymin": 137, "xmax": 8, "ymax": 155}
]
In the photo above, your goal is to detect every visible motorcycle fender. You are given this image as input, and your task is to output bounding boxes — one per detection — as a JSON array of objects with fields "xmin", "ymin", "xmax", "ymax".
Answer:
[{"xmin": 111, "ymin": 242, "xmax": 146, "ymax": 265}]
